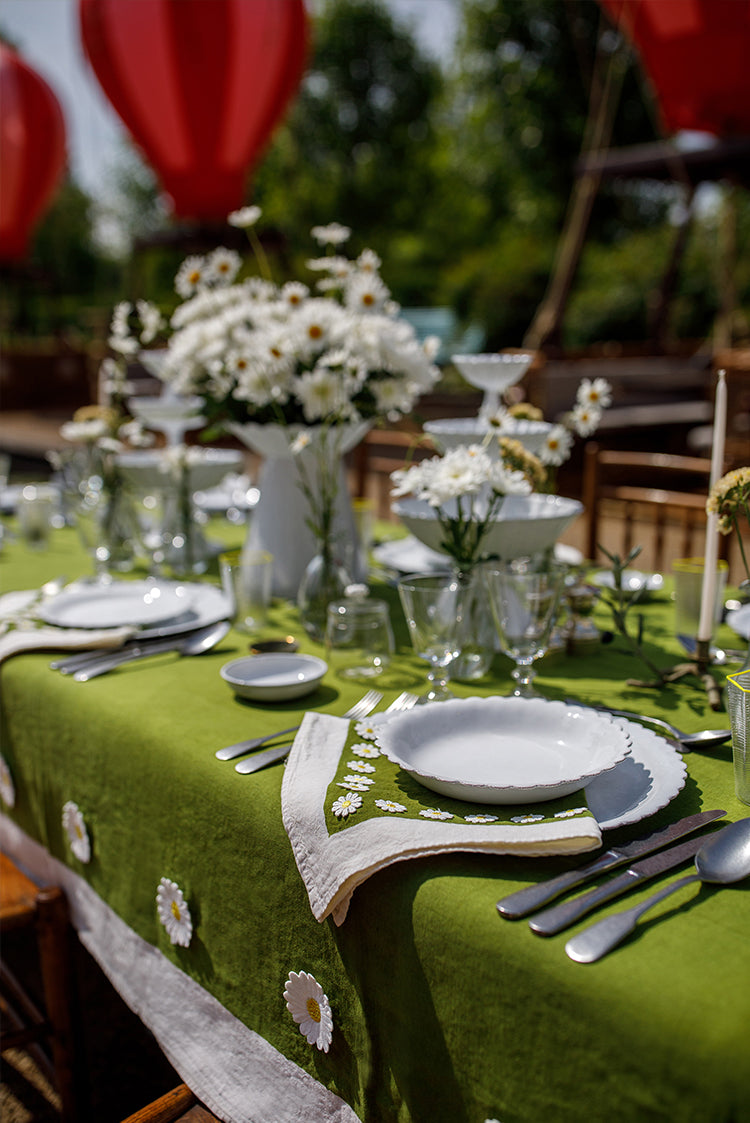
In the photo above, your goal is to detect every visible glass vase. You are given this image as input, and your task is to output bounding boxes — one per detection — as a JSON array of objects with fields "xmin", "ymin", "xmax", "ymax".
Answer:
[
  {"xmin": 451, "ymin": 566, "xmax": 496, "ymax": 682},
  {"xmin": 297, "ymin": 545, "xmax": 352, "ymax": 642},
  {"xmin": 69, "ymin": 476, "xmax": 139, "ymax": 580}
]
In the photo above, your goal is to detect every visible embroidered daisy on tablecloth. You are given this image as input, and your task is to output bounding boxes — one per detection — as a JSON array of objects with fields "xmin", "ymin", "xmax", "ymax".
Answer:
[
  {"xmin": 554, "ymin": 807, "xmax": 588, "ymax": 818},
  {"xmin": 62, "ymin": 801, "xmax": 91, "ymax": 863},
  {"xmin": 511, "ymin": 813, "xmax": 545, "ymax": 824},
  {"xmin": 336, "ymin": 780, "xmax": 370, "ymax": 792},
  {"xmin": 346, "ymin": 760, "xmax": 376, "ymax": 773},
  {"xmin": 419, "ymin": 808, "xmax": 454, "ymax": 820},
  {"xmin": 284, "ymin": 970, "xmax": 333, "ymax": 1052},
  {"xmin": 332, "ymin": 792, "xmax": 362, "ymax": 818},
  {"xmin": 375, "ymin": 799, "xmax": 407, "ymax": 813},
  {"xmin": 350, "ymin": 742, "xmax": 380, "ymax": 759},
  {"xmin": 464, "ymin": 814, "xmax": 499, "ymax": 824},
  {"xmin": 156, "ymin": 877, "xmax": 193, "ymax": 947},
  {"xmin": 354, "ymin": 719, "xmax": 380, "ymax": 741},
  {"xmin": 341, "ymin": 773, "xmax": 374, "ymax": 786},
  {"xmin": 0, "ymin": 755, "xmax": 15, "ymax": 808}
]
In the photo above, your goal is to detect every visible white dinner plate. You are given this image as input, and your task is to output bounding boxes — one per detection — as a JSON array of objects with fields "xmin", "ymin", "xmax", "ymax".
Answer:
[
  {"xmin": 584, "ymin": 716, "xmax": 687, "ymax": 831},
  {"xmin": 591, "ymin": 568, "xmax": 664, "ymax": 597},
  {"xmin": 372, "ymin": 696, "xmax": 632, "ymax": 804},
  {"xmin": 38, "ymin": 580, "xmax": 195, "ymax": 629},
  {"xmin": 220, "ymin": 653, "xmax": 327, "ymax": 702},
  {"xmin": 726, "ymin": 603, "xmax": 750, "ymax": 641},
  {"xmin": 372, "ymin": 535, "xmax": 583, "ymax": 576},
  {"xmin": 47, "ymin": 579, "xmax": 232, "ymax": 639}
]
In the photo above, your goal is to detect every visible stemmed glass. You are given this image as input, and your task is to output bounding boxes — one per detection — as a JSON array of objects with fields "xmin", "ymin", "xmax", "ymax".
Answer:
[
  {"xmin": 397, "ymin": 573, "xmax": 465, "ymax": 701},
  {"xmin": 483, "ymin": 558, "xmax": 565, "ymax": 696}
]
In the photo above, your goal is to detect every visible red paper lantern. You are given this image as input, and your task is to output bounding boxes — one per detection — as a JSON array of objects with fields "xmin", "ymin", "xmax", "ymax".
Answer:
[
  {"xmin": 599, "ymin": 0, "xmax": 750, "ymax": 138},
  {"xmin": 0, "ymin": 43, "xmax": 67, "ymax": 263},
  {"xmin": 79, "ymin": 0, "xmax": 309, "ymax": 220}
]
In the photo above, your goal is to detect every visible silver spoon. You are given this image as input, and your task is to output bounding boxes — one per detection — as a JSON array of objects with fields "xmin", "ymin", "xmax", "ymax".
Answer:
[
  {"xmin": 570, "ymin": 702, "xmax": 732, "ymax": 750},
  {"xmin": 605, "ymin": 709, "xmax": 732, "ymax": 750},
  {"xmin": 566, "ymin": 818, "xmax": 750, "ymax": 963},
  {"xmin": 73, "ymin": 620, "xmax": 230, "ymax": 681}
]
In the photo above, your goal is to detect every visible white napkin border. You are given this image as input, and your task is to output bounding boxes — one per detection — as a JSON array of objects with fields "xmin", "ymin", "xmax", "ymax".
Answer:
[{"xmin": 281, "ymin": 712, "xmax": 602, "ymax": 926}]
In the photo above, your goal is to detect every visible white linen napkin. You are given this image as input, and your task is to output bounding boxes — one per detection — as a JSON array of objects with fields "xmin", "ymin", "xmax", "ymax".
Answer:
[
  {"xmin": 0, "ymin": 589, "xmax": 133, "ymax": 664},
  {"xmin": 281, "ymin": 711, "xmax": 602, "ymax": 926}
]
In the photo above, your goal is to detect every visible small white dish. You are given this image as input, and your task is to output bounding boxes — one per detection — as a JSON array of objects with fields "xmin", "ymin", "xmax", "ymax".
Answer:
[
  {"xmin": 591, "ymin": 569, "xmax": 664, "ymax": 596},
  {"xmin": 373, "ymin": 696, "xmax": 632, "ymax": 804},
  {"xmin": 221, "ymin": 653, "xmax": 327, "ymax": 702},
  {"xmin": 38, "ymin": 581, "xmax": 194, "ymax": 629}
]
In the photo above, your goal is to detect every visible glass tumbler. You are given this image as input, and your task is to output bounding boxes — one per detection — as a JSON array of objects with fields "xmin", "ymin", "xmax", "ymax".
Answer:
[
  {"xmin": 727, "ymin": 668, "xmax": 750, "ymax": 805},
  {"xmin": 325, "ymin": 596, "xmax": 394, "ymax": 680}
]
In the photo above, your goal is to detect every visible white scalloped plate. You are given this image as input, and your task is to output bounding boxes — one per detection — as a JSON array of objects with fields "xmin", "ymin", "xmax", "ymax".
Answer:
[{"xmin": 372, "ymin": 696, "xmax": 632, "ymax": 804}]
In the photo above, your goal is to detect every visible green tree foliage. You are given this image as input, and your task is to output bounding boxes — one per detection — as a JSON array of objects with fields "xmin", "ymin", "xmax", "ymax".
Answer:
[{"xmin": 254, "ymin": 0, "xmax": 445, "ymax": 301}]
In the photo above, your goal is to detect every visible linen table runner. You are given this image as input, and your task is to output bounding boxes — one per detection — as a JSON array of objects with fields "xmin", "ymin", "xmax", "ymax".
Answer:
[{"xmin": 282, "ymin": 711, "xmax": 602, "ymax": 925}]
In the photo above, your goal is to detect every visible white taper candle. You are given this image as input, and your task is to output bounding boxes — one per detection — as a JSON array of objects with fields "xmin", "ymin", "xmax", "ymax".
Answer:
[{"xmin": 697, "ymin": 370, "xmax": 727, "ymax": 643}]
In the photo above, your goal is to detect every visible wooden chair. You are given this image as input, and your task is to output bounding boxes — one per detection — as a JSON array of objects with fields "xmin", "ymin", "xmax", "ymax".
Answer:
[
  {"xmin": 581, "ymin": 442, "xmax": 728, "ymax": 572},
  {"xmin": 121, "ymin": 1082, "xmax": 220, "ymax": 1122},
  {"xmin": 0, "ymin": 851, "xmax": 85, "ymax": 1121},
  {"xmin": 349, "ymin": 427, "xmax": 437, "ymax": 519}
]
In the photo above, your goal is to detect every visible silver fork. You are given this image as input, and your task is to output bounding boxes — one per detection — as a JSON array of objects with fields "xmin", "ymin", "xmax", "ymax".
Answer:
[
  {"xmin": 234, "ymin": 688, "xmax": 418, "ymax": 775},
  {"xmin": 230, "ymin": 688, "xmax": 383, "ymax": 773}
]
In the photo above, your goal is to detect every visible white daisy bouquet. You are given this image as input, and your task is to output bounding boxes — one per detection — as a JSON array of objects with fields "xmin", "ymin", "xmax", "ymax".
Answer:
[
  {"xmin": 111, "ymin": 208, "xmax": 440, "ymax": 433},
  {"xmin": 391, "ymin": 438, "xmax": 546, "ymax": 572},
  {"xmin": 489, "ymin": 376, "xmax": 612, "ymax": 475}
]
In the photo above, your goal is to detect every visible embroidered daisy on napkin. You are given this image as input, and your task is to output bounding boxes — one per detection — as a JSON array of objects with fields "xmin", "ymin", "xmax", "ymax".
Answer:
[{"xmin": 281, "ymin": 711, "xmax": 602, "ymax": 926}]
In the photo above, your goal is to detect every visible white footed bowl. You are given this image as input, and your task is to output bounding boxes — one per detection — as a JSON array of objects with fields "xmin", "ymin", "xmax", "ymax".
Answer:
[
  {"xmin": 451, "ymin": 353, "xmax": 533, "ymax": 394},
  {"xmin": 393, "ymin": 493, "xmax": 583, "ymax": 560},
  {"xmin": 424, "ymin": 417, "xmax": 553, "ymax": 457},
  {"xmin": 116, "ymin": 448, "xmax": 245, "ymax": 492}
]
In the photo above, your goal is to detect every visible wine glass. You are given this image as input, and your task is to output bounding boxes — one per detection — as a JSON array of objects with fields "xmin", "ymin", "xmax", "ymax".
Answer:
[
  {"xmin": 483, "ymin": 558, "xmax": 565, "ymax": 696},
  {"xmin": 397, "ymin": 573, "xmax": 465, "ymax": 701}
]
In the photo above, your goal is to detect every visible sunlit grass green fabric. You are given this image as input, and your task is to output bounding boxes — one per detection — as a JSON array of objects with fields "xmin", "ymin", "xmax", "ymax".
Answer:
[{"xmin": 1, "ymin": 524, "xmax": 749, "ymax": 1122}]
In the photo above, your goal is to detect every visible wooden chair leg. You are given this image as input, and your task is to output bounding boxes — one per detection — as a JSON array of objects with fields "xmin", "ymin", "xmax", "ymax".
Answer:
[
  {"xmin": 35, "ymin": 886, "xmax": 85, "ymax": 1121},
  {"xmin": 120, "ymin": 1082, "xmax": 198, "ymax": 1123}
]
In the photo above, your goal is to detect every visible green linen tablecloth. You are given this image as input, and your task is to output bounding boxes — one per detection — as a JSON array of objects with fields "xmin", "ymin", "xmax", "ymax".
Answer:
[{"xmin": 1, "ymin": 524, "xmax": 749, "ymax": 1123}]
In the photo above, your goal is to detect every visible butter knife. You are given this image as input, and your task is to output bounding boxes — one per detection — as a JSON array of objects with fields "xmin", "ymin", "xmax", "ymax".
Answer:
[
  {"xmin": 528, "ymin": 832, "xmax": 719, "ymax": 936},
  {"xmin": 496, "ymin": 809, "xmax": 726, "ymax": 919}
]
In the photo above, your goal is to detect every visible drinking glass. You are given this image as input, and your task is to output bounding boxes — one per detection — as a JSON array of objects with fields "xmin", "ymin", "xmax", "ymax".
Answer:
[
  {"xmin": 325, "ymin": 595, "xmax": 394, "ymax": 680},
  {"xmin": 483, "ymin": 558, "xmax": 565, "ymax": 696},
  {"xmin": 397, "ymin": 573, "xmax": 465, "ymax": 701},
  {"xmin": 220, "ymin": 549, "xmax": 273, "ymax": 633}
]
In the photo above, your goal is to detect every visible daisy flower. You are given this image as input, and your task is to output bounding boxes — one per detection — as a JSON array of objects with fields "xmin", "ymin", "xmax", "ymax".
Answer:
[
  {"xmin": 350, "ymin": 742, "xmax": 380, "ymax": 759},
  {"xmin": 554, "ymin": 807, "xmax": 588, "ymax": 818},
  {"xmin": 311, "ymin": 222, "xmax": 351, "ymax": 246},
  {"xmin": 156, "ymin": 877, "xmax": 193, "ymax": 947},
  {"xmin": 341, "ymin": 773, "xmax": 375, "ymax": 786},
  {"xmin": 539, "ymin": 424, "xmax": 574, "ymax": 467},
  {"xmin": 336, "ymin": 780, "xmax": 370, "ymax": 792},
  {"xmin": 175, "ymin": 255, "xmax": 208, "ymax": 298},
  {"xmin": 228, "ymin": 205, "xmax": 261, "ymax": 228},
  {"xmin": 354, "ymin": 719, "xmax": 381, "ymax": 741},
  {"xmin": 576, "ymin": 377, "xmax": 612, "ymax": 411},
  {"xmin": 0, "ymin": 756, "xmax": 15, "ymax": 808},
  {"xmin": 570, "ymin": 402, "xmax": 602, "ymax": 438},
  {"xmin": 346, "ymin": 760, "xmax": 376, "ymax": 773},
  {"xmin": 464, "ymin": 814, "xmax": 499, "ymax": 824},
  {"xmin": 283, "ymin": 971, "xmax": 333, "ymax": 1052},
  {"xmin": 419, "ymin": 808, "xmax": 454, "ymax": 820},
  {"xmin": 62, "ymin": 801, "xmax": 91, "ymax": 863},
  {"xmin": 375, "ymin": 799, "xmax": 407, "ymax": 813},
  {"xmin": 207, "ymin": 247, "xmax": 242, "ymax": 286},
  {"xmin": 511, "ymin": 814, "xmax": 545, "ymax": 824},
  {"xmin": 332, "ymin": 792, "xmax": 362, "ymax": 818}
]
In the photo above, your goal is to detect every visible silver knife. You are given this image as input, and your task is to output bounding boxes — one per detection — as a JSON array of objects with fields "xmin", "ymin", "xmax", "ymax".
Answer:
[
  {"xmin": 528, "ymin": 832, "xmax": 717, "ymax": 936},
  {"xmin": 496, "ymin": 809, "xmax": 726, "ymax": 919}
]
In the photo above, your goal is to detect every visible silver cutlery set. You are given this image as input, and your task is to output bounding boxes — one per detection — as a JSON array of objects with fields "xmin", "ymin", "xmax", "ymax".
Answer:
[{"xmin": 497, "ymin": 810, "xmax": 750, "ymax": 962}]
